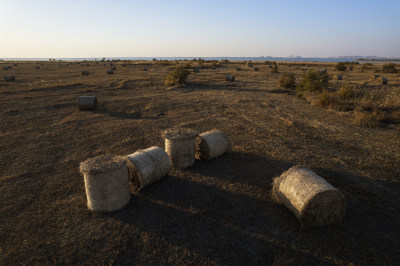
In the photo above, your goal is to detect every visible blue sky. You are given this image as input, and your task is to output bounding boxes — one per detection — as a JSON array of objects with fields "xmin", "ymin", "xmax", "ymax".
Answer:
[{"xmin": 1, "ymin": 0, "xmax": 399, "ymax": 58}]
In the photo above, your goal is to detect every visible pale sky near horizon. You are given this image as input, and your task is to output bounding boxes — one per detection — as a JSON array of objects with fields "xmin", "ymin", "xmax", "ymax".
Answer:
[{"xmin": 1, "ymin": 0, "xmax": 399, "ymax": 58}]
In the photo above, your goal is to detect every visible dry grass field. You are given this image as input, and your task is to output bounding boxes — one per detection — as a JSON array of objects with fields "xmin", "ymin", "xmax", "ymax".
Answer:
[{"xmin": 1, "ymin": 60, "xmax": 400, "ymax": 265}]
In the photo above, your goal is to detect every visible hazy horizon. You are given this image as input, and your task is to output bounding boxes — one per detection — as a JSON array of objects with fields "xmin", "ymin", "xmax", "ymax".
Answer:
[{"xmin": 1, "ymin": 0, "xmax": 399, "ymax": 58}]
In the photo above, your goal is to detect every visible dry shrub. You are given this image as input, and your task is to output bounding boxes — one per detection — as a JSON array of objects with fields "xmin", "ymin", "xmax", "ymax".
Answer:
[
  {"xmin": 297, "ymin": 71, "xmax": 329, "ymax": 92},
  {"xmin": 382, "ymin": 63, "xmax": 397, "ymax": 73},
  {"xmin": 271, "ymin": 61, "xmax": 279, "ymax": 73},
  {"xmin": 337, "ymin": 84, "xmax": 354, "ymax": 99},
  {"xmin": 165, "ymin": 67, "xmax": 190, "ymax": 86},
  {"xmin": 335, "ymin": 62, "xmax": 347, "ymax": 71},
  {"xmin": 279, "ymin": 73, "xmax": 296, "ymax": 89},
  {"xmin": 353, "ymin": 111, "xmax": 382, "ymax": 128}
]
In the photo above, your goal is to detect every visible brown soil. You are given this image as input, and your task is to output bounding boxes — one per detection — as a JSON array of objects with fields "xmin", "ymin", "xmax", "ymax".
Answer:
[{"xmin": 1, "ymin": 60, "xmax": 400, "ymax": 265}]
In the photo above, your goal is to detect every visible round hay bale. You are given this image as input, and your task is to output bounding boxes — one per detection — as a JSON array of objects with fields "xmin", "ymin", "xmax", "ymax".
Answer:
[
  {"xmin": 77, "ymin": 96, "xmax": 97, "ymax": 110},
  {"xmin": 4, "ymin": 75, "xmax": 15, "ymax": 81},
  {"xmin": 377, "ymin": 77, "xmax": 387, "ymax": 85},
  {"xmin": 107, "ymin": 69, "xmax": 113, "ymax": 74},
  {"xmin": 80, "ymin": 154, "xmax": 131, "ymax": 212},
  {"xmin": 254, "ymin": 67, "xmax": 259, "ymax": 71},
  {"xmin": 163, "ymin": 128, "xmax": 198, "ymax": 169},
  {"xmin": 127, "ymin": 146, "xmax": 171, "ymax": 192},
  {"xmin": 195, "ymin": 129, "xmax": 231, "ymax": 161},
  {"xmin": 236, "ymin": 67, "xmax": 241, "ymax": 71},
  {"xmin": 272, "ymin": 166, "xmax": 346, "ymax": 227},
  {"xmin": 82, "ymin": 70, "xmax": 89, "ymax": 76},
  {"xmin": 225, "ymin": 74, "xmax": 235, "ymax": 82},
  {"xmin": 35, "ymin": 66, "xmax": 40, "ymax": 69},
  {"xmin": 334, "ymin": 74, "xmax": 342, "ymax": 80}
]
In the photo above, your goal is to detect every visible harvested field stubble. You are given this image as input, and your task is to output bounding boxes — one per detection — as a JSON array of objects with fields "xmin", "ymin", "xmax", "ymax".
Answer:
[{"xmin": 0, "ymin": 60, "xmax": 400, "ymax": 265}]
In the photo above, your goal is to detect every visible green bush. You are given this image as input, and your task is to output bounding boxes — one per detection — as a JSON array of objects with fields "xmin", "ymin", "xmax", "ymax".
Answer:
[
  {"xmin": 279, "ymin": 73, "xmax": 296, "ymax": 89},
  {"xmin": 335, "ymin": 62, "xmax": 347, "ymax": 71},
  {"xmin": 296, "ymin": 71, "xmax": 329, "ymax": 92},
  {"xmin": 165, "ymin": 67, "xmax": 191, "ymax": 86},
  {"xmin": 382, "ymin": 63, "xmax": 397, "ymax": 73}
]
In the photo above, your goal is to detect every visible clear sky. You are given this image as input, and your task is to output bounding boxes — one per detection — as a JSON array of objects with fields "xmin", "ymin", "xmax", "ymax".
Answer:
[{"xmin": 1, "ymin": 0, "xmax": 399, "ymax": 58}]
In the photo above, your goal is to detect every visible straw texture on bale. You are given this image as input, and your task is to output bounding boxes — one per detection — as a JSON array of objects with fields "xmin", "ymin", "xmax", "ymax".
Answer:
[
  {"xmin": 163, "ymin": 128, "xmax": 198, "ymax": 169},
  {"xmin": 272, "ymin": 166, "xmax": 345, "ymax": 227},
  {"xmin": 225, "ymin": 75, "xmax": 235, "ymax": 82},
  {"xmin": 82, "ymin": 70, "xmax": 89, "ymax": 76},
  {"xmin": 77, "ymin": 96, "xmax": 97, "ymax": 110},
  {"xmin": 377, "ymin": 77, "xmax": 387, "ymax": 85},
  {"xmin": 80, "ymin": 154, "xmax": 131, "ymax": 212},
  {"xmin": 4, "ymin": 75, "xmax": 15, "ymax": 81},
  {"xmin": 107, "ymin": 69, "xmax": 113, "ymax": 74},
  {"xmin": 127, "ymin": 146, "xmax": 171, "ymax": 192},
  {"xmin": 334, "ymin": 74, "xmax": 342, "ymax": 80},
  {"xmin": 195, "ymin": 129, "xmax": 231, "ymax": 161}
]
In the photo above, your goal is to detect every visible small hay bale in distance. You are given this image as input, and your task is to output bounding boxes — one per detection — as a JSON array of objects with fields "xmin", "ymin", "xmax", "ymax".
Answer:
[
  {"xmin": 377, "ymin": 77, "xmax": 388, "ymax": 85},
  {"xmin": 163, "ymin": 128, "xmax": 198, "ymax": 169},
  {"xmin": 236, "ymin": 67, "xmax": 241, "ymax": 71},
  {"xmin": 82, "ymin": 70, "xmax": 89, "ymax": 76},
  {"xmin": 195, "ymin": 129, "xmax": 231, "ymax": 161},
  {"xmin": 127, "ymin": 146, "xmax": 171, "ymax": 192},
  {"xmin": 107, "ymin": 69, "xmax": 113, "ymax": 74},
  {"xmin": 77, "ymin": 96, "xmax": 97, "ymax": 110},
  {"xmin": 254, "ymin": 67, "xmax": 259, "ymax": 71},
  {"xmin": 272, "ymin": 166, "xmax": 346, "ymax": 227},
  {"xmin": 4, "ymin": 75, "xmax": 15, "ymax": 81},
  {"xmin": 80, "ymin": 154, "xmax": 131, "ymax": 212},
  {"xmin": 334, "ymin": 74, "xmax": 342, "ymax": 80},
  {"xmin": 225, "ymin": 74, "xmax": 235, "ymax": 82}
]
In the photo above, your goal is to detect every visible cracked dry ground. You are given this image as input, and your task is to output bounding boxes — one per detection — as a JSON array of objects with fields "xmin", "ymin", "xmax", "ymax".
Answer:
[{"xmin": 1, "ymin": 62, "xmax": 400, "ymax": 265}]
